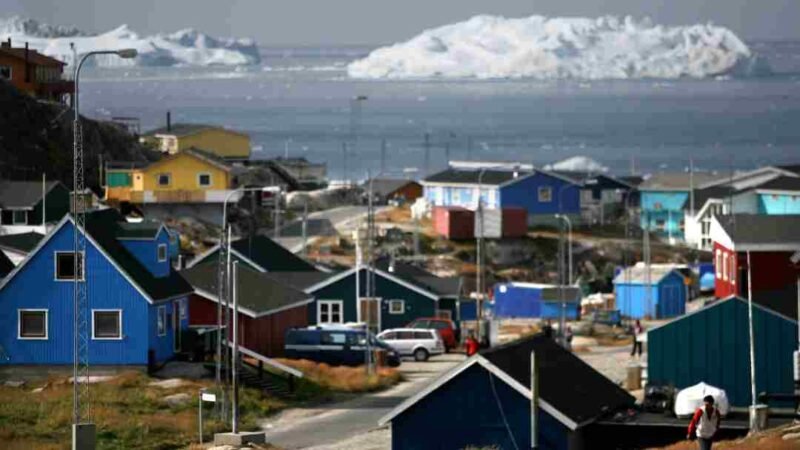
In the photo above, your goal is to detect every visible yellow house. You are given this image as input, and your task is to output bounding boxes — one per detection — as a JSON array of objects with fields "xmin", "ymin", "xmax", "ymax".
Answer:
[
  {"xmin": 105, "ymin": 148, "xmax": 237, "ymax": 204},
  {"xmin": 141, "ymin": 123, "xmax": 251, "ymax": 161}
]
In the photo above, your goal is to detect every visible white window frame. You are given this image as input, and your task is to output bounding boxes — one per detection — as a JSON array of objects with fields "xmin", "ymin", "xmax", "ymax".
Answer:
[
  {"xmin": 722, "ymin": 253, "xmax": 728, "ymax": 281},
  {"xmin": 179, "ymin": 298, "xmax": 187, "ymax": 319},
  {"xmin": 18, "ymin": 309, "xmax": 48, "ymax": 340},
  {"xmin": 92, "ymin": 309, "xmax": 123, "ymax": 340},
  {"xmin": 729, "ymin": 254, "xmax": 736, "ymax": 285},
  {"xmin": 197, "ymin": 172, "xmax": 212, "ymax": 188},
  {"xmin": 156, "ymin": 173, "xmax": 171, "ymax": 187},
  {"xmin": 317, "ymin": 300, "xmax": 344, "ymax": 324},
  {"xmin": 157, "ymin": 243, "xmax": 168, "ymax": 262},
  {"xmin": 0, "ymin": 65, "xmax": 11, "ymax": 81},
  {"xmin": 54, "ymin": 251, "xmax": 85, "ymax": 281},
  {"xmin": 157, "ymin": 305, "xmax": 167, "ymax": 336},
  {"xmin": 12, "ymin": 210, "xmax": 27, "ymax": 225},
  {"xmin": 716, "ymin": 250, "xmax": 722, "ymax": 278},
  {"xmin": 538, "ymin": 187, "xmax": 552, "ymax": 203},
  {"xmin": 655, "ymin": 219, "xmax": 666, "ymax": 231},
  {"xmin": 388, "ymin": 299, "xmax": 405, "ymax": 315}
]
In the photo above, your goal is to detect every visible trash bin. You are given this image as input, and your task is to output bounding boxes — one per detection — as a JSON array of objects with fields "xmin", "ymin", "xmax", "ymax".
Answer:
[{"xmin": 626, "ymin": 364, "xmax": 642, "ymax": 390}]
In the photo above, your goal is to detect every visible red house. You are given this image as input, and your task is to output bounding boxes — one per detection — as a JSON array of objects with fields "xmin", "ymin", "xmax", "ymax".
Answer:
[
  {"xmin": 182, "ymin": 263, "xmax": 318, "ymax": 357},
  {"xmin": 710, "ymin": 214, "xmax": 800, "ymax": 317}
]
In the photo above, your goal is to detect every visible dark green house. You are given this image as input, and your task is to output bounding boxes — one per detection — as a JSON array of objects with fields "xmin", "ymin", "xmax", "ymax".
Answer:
[
  {"xmin": 302, "ymin": 265, "xmax": 459, "ymax": 331},
  {"xmin": 647, "ymin": 296, "xmax": 798, "ymax": 407},
  {"xmin": 0, "ymin": 180, "xmax": 71, "ymax": 232}
]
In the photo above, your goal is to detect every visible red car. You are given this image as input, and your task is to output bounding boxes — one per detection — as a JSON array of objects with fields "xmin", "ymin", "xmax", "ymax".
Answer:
[{"xmin": 407, "ymin": 318, "xmax": 458, "ymax": 351}]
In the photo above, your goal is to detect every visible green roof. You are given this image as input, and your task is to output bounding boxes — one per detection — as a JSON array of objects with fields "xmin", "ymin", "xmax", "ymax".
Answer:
[
  {"xmin": 0, "ymin": 232, "xmax": 44, "ymax": 253},
  {"xmin": 182, "ymin": 262, "xmax": 312, "ymax": 316}
]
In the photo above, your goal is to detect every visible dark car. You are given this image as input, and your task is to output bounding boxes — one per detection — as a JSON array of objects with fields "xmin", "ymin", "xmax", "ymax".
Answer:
[{"xmin": 285, "ymin": 326, "xmax": 401, "ymax": 367}]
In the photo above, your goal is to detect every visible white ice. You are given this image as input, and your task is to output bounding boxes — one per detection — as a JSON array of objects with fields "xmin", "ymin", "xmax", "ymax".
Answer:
[{"xmin": 348, "ymin": 15, "xmax": 767, "ymax": 80}]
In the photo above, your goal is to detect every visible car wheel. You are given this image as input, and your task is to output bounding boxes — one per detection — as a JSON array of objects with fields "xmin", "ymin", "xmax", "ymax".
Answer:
[{"xmin": 414, "ymin": 348, "xmax": 429, "ymax": 362}]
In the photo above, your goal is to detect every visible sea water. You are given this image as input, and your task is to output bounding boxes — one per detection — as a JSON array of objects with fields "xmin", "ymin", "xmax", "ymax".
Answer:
[{"xmin": 80, "ymin": 42, "xmax": 800, "ymax": 179}]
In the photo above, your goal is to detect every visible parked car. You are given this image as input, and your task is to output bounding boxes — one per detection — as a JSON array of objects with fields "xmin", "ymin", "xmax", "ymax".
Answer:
[
  {"xmin": 377, "ymin": 328, "xmax": 444, "ymax": 362},
  {"xmin": 285, "ymin": 326, "xmax": 401, "ymax": 367},
  {"xmin": 407, "ymin": 317, "xmax": 458, "ymax": 351}
]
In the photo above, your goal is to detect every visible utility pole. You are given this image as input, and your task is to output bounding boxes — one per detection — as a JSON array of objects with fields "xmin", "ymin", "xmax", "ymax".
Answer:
[
  {"xmin": 643, "ymin": 213, "xmax": 652, "ymax": 317},
  {"xmin": 301, "ymin": 202, "xmax": 308, "ymax": 257},
  {"xmin": 231, "ymin": 261, "xmax": 240, "ymax": 434},
  {"xmin": 273, "ymin": 190, "xmax": 281, "ymax": 238},
  {"xmin": 746, "ymin": 251, "xmax": 760, "ymax": 432}
]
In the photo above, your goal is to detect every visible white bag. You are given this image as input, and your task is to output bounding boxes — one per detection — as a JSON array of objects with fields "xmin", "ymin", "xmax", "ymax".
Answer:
[{"xmin": 674, "ymin": 382, "xmax": 730, "ymax": 418}]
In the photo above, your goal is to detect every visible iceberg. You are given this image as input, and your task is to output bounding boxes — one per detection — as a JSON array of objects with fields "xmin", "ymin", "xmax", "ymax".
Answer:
[
  {"xmin": 0, "ymin": 16, "xmax": 260, "ymax": 67},
  {"xmin": 546, "ymin": 156, "xmax": 608, "ymax": 173},
  {"xmin": 348, "ymin": 15, "xmax": 767, "ymax": 80}
]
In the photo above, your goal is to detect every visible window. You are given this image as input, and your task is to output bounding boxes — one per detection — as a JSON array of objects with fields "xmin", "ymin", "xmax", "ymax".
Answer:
[
  {"xmin": 538, "ymin": 187, "xmax": 552, "ymax": 203},
  {"xmin": 729, "ymin": 255, "xmax": 736, "ymax": 285},
  {"xmin": 12, "ymin": 210, "xmax": 27, "ymax": 225},
  {"xmin": 198, "ymin": 173, "xmax": 212, "ymax": 187},
  {"xmin": 0, "ymin": 65, "xmax": 10, "ymax": 80},
  {"xmin": 321, "ymin": 332, "xmax": 346, "ymax": 345},
  {"xmin": 722, "ymin": 253, "xmax": 728, "ymax": 281},
  {"xmin": 318, "ymin": 300, "xmax": 343, "ymax": 324},
  {"xmin": 18, "ymin": 310, "xmax": 47, "ymax": 339},
  {"xmin": 396, "ymin": 331, "xmax": 414, "ymax": 340},
  {"xmin": 157, "ymin": 305, "xmax": 167, "ymax": 336},
  {"xmin": 157, "ymin": 173, "xmax": 171, "ymax": 187},
  {"xmin": 55, "ymin": 252, "xmax": 84, "ymax": 281},
  {"xmin": 655, "ymin": 219, "xmax": 666, "ymax": 231},
  {"xmin": 388, "ymin": 300, "xmax": 405, "ymax": 315},
  {"xmin": 93, "ymin": 310, "xmax": 122, "ymax": 340},
  {"xmin": 413, "ymin": 331, "xmax": 433, "ymax": 340},
  {"xmin": 715, "ymin": 250, "xmax": 722, "ymax": 277},
  {"xmin": 380, "ymin": 331, "xmax": 396, "ymax": 340},
  {"xmin": 679, "ymin": 220, "xmax": 685, "ymax": 232},
  {"xmin": 157, "ymin": 244, "xmax": 168, "ymax": 262}
]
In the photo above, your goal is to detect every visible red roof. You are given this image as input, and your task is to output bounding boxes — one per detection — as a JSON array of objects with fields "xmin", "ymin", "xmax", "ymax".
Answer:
[{"xmin": 0, "ymin": 47, "xmax": 67, "ymax": 67}]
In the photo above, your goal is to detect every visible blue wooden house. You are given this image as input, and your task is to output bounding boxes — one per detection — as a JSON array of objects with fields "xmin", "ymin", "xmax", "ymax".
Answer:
[
  {"xmin": 613, "ymin": 265, "xmax": 687, "ymax": 319},
  {"xmin": 493, "ymin": 282, "xmax": 581, "ymax": 320},
  {"xmin": 422, "ymin": 167, "xmax": 581, "ymax": 226},
  {"xmin": 648, "ymin": 296, "xmax": 797, "ymax": 407},
  {"xmin": 380, "ymin": 334, "xmax": 634, "ymax": 450},
  {"xmin": 639, "ymin": 172, "xmax": 724, "ymax": 238},
  {"xmin": 0, "ymin": 210, "xmax": 192, "ymax": 366}
]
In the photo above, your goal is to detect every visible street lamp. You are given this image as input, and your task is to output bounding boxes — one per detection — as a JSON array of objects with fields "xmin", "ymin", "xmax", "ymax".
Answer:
[
  {"xmin": 554, "ymin": 214, "xmax": 573, "ymax": 285},
  {"xmin": 346, "ymin": 95, "xmax": 368, "ymax": 184},
  {"xmin": 71, "ymin": 45, "xmax": 137, "ymax": 448},
  {"xmin": 215, "ymin": 185, "xmax": 280, "ymax": 419}
]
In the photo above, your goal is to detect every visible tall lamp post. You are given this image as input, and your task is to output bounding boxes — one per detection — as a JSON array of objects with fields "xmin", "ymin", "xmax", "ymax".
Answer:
[
  {"xmin": 71, "ymin": 45, "xmax": 137, "ymax": 449},
  {"xmin": 215, "ymin": 186, "xmax": 280, "ymax": 419},
  {"xmin": 347, "ymin": 95, "xmax": 368, "ymax": 185},
  {"xmin": 555, "ymin": 182, "xmax": 574, "ymax": 346}
]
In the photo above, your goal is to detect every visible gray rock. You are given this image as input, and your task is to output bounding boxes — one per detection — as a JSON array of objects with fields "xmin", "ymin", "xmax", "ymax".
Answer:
[
  {"xmin": 162, "ymin": 393, "xmax": 192, "ymax": 407},
  {"xmin": 783, "ymin": 432, "xmax": 800, "ymax": 441},
  {"xmin": 4, "ymin": 380, "xmax": 25, "ymax": 388}
]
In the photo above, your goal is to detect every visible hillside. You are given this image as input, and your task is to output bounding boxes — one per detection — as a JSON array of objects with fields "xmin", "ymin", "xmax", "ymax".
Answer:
[{"xmin": 0, "ymin": 80, "xmax": 159, "ymax": 187}]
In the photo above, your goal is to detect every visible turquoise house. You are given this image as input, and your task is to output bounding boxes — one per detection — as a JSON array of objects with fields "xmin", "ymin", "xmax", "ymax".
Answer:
[
  {"xmin": 756, "ymin": 176, "xmax": 800, "ymax": 214},
  {"xmin": 639, "ymin": 173, "xmax": 724, "ymax": 238}
]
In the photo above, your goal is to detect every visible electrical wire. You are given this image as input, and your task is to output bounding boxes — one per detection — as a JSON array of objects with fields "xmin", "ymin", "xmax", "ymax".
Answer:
[{"xmin": 488, "ymin": 370, "xmax": 520, "ymax": 450}]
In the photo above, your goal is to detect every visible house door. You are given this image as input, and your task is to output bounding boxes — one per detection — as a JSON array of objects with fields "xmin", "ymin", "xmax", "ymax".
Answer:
[
  {"xmin": 359, "ymin": 297, "xmax": 381, "ymax": 333},
  {"xmin": 173, "ymin": 301, "xmax": 181, "ymax": 352}
]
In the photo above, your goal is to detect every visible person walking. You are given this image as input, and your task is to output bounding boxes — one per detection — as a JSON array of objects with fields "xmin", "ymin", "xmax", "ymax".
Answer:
[
  {"xmin": 465, "ymin": 333, "xmax": 479, "ymax": 357},
  {"xmin": 564, "ymin": 325, "xmax": 574, "ymax": 351},
  {"xmin": 630, "ymin": 319, "xmax": 644, "ymax": 358},
  {"xmin": 687, "ymin": 395, "xmax": 721, "ymax": 450}
]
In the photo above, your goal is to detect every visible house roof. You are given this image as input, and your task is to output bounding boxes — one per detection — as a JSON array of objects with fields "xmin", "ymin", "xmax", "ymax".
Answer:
[
  {"xmin": 304, "ymin": 266, "xmax": 441, "ymax": 300},
  {"xmin": 84, "ymin": 210, "xmax": 193, "ymax": 301},
  {"xmin": 0, "ymin": 180, "xmax": 62, "ymax": 209},
  {"xmin": 116, "ymin": 222, "xmax": 165, "ymax": 240},
  {"xmin": 105, "ymin": 161, "xmax": 151, "ymax": 170},
  {"xmin": 145, "ymin": 123, "xmax": 248, "ymax": 139},
  {"xmin": 550, "ymin": 171, "xmax": 634, "ymax": 189},
  {"xmin": 482, "ymin": 334, "xmax": 635, "ymax": 426},
  {"xmin": 0, "ymin": 251, "xmax": 13, "ymax": 278},
  {"xmin": 423, "ymin": 168, "xmax": 531, "ymax": 186},
  {"xmin": 639, "ymin": 173, "xmax": 725, "ymax": 191},
  {"xmin": 497, "ymin": 282, "xmax": 582, "ymax": 302},
  {"xmin": 264, "ymin": 270, "xmax": 336, "ymax": 292},
  {"xmin": 715, "ymin": 214, "xmax": 800, "ymax": 250},
  {"xmin": 143, "ymin": 147, "xmax": 233, "ymax": 173},
  {"xmin": 363, "ymin": 178, "xmax": 420, "ymax": 198},
  {"xmin": 374, "ymin": 257, "xmax": 461, "ymax": 297},
  {"xmin": 0, "ymin": 47, "xmax": 66, "ymax": 67},
  {"xmin": 619, "ymin": 175, "xmax": 645, "ymax": 187},
  {"xmin": 182, "ymin": 262, "xmax": 313, "ymax": 317},
  {"xmin": 190, "ymin": 234, "xmax": 319, "ymax": 273},
  {"xmin": 613, "ymin": 265, "xmax": 682, "ymax": 285},
  {"xmin": 0, "ymin": 231, "xmax": 44, "ymax": 253},
  {"xmin": 754, "ymin": 175, "xmax": 800, "ymax": 192},
  {"xmin": 778, "ymin": 164, "xmax": 800, "ymax": 176},
  {"xmin": 380, "ymin": 334, "xmax": 634, "ymax": 429}
]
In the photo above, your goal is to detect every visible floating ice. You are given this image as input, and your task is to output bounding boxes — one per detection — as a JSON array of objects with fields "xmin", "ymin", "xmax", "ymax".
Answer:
[
  {"xmin": 546, "ymin": 156, "xmax": 608, "ymax": 173},
  {"xmin": 348, "ymin": 15, "xmax": 767, "ymax": 80},
  {"xmin": 0, "ymin": 16, "xmax": 260, "ymax": 67}
]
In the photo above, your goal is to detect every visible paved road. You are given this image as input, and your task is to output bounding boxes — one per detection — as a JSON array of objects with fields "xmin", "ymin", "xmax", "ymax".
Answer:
[{"xmin": 262, "ymin": 354, "xmax": 465, "ymax": 449}]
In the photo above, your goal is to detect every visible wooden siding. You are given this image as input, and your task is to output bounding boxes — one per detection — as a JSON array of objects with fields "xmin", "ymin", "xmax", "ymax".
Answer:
[
  {"xmin": 140, "ymin": 152, "xmax": 231, "ymax": 191},
  {"xmin": 176, "ymin": 129, "xmax": 250, "ymax": 160},
  {"xmin": 500, "ymin": 172, "xmax": 580, "ymax": 217},
  {"xmin": 0, "ymin": 222, "xmax": 167, "ymax": 365},
  {"xmin": 391, "ymin": 364, "xmax": 570, "ymax": 450},
  {"xmin": 119, "ymin": 228, "xmax": 171, "ymax": 278}
]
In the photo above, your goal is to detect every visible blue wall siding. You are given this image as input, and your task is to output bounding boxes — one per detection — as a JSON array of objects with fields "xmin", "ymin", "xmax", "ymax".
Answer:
[
  {"xmin": 119, "ymin": 229, "xmax": 171, "ymax": 278},
  {"xmin": 148, "ymin": 298, "xmax": 187, "ymax": 363},
  {"xmin": 493, "ymin": 284, "xmax": 580, "ymax": 320},
  {"xmin": 640, "ymin": 191, "xmax": 687, "ymax": 236},
  {"xmin": 500, "ymin": 172, "xmax": 580, "ymax": 215},
  {"xmin": 614, "ymin": 272, "xmax": 686, "ymax": 320},
  {"xmin": 648, "ymin": 299, "xmax": 797, "ymax": 407},
  {"xmin": 757, "ymin": 193, "xmax": 800, "ymax": 215},
  {"xmin": 0, "ymin": 222, "xmax": 154, "ymax": 365},
  {"xmin": 391, "ymin": 364, "xmax": 569, "ymax": 450},
  {"xmin": 308, "ymin": 269, "xmax": 438, "ymax": 331}
]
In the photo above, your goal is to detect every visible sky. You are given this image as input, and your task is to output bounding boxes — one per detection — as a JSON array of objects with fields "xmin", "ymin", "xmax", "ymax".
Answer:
[{"xmin": 2, "ymin": 0, "xmax": 799, "ymax": 45}]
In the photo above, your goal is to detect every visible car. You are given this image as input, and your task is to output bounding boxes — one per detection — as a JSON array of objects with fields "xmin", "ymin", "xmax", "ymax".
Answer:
[
  {"xmin": 377, "ymin": 328, "xmax": 444, "ymax": 362},
  {"xmin": 407, "ymin": 317, "xmax": 458, "ymax": 351},
  {"xmin": 285, "ymin": 326, "xmax": 401, "ymax": 367}
]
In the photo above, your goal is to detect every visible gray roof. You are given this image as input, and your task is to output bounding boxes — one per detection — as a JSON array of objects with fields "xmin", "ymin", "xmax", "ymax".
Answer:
[
  {"xmin": 755, "ymin": 176, "xmax": 800, "ymax": 191},
  {"xmin": 116, "ymin": 222, "xmax": 164, "ymax": 239},
  {"xmin": 145, "ymin": 123, "xmax": 216, "ymax": 137},
  {"xmin": 613, "ymin": 265, "xmax": 682, "ymax": 285},
  {"xmin": 0, "ymin": 181, "xmax": 61, "ymax": 209},
  {"xmin": 640, "ymin": 173, "xmax": 725, "ymax": 191},
  {"xmin": 375, "ymin": 257, "xmax": 461, "ymax": 297},
  {"xmin": 717, "ymin": 214, "xmax": 800, "ymax": 246},
  {"xmin": 0, "ymin": 232, "xmax": 45, "ymax": 253},
  {"xmin": 691, "ymin": 175, "xmax": 800, "ymax": 213},
  {"xmin": 182, "ymin": 263, "xmax": 312, "ymax": 316},
  {"xmin": 264, "ymin": 271, "xmax": 335, "ymax": 291},
  {"xmin": 363, "ymin": 178, "xmax": 420, "ymax": 198}
]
